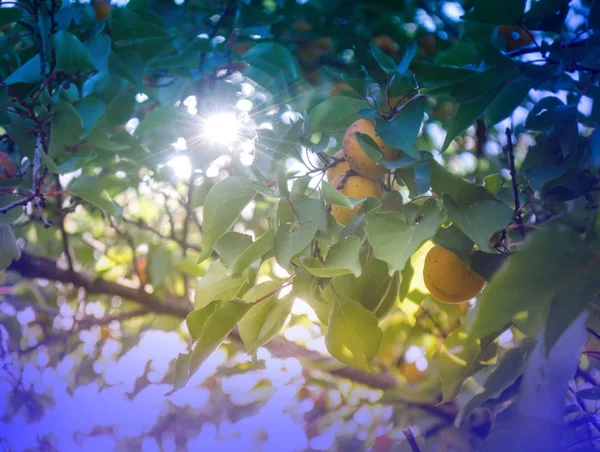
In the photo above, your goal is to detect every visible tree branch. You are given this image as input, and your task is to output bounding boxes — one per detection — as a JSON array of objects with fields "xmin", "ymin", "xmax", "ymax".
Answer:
[{"xmin": 6, "ymin": 251, "xmax": 457, "ymax": 421}]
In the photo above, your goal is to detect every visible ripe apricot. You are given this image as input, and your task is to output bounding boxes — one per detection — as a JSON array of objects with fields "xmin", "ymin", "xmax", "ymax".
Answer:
[
  {"xmin": 293, "ymin": 20, "xmax": 312, "ymax": 33},
  {"xmin": 420, "ymin": 35, "xmax": 436, "ymax": 56},
  {"xmin": 94, "ymin": 0, "xmax": 112, "ymax": 20},
  {"xmin": 329, "ymin": 81, "xmax": 353, "ymax": 97},
  {"xmin": 400, "ymin": 361, "xmax": 424, "ymax": 384},
  {"xmin": 343, "ymin": 118, "xmax": 396, "ymax": 178},
  {"xmin": 135, "ymin": 255, "xmax": 148, "ymax": 285},
  {"xmin": 0, "ymin": 151, "xmax": 17, "ymax": 181},
  {"xmin": 423, "ymin": 245, "xmax": 485, "ymax": 304},
  {"xmin": 497, "ymin": 26, "xmax": 533, "ymax": 51},
  {"xmin": 330, "ymin": 174, "xmax": 382, "ymax": 225},
  {"xmin": 326, "ymin": 151, "xmax": 349, "ymax": 183},
  {"xmin": 373, "ymin": 35, "xmax": 400, "ymax": 59}
]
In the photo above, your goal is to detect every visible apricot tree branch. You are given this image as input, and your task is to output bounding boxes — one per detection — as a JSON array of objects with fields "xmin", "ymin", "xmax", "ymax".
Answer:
[{"xmin": 6, "ymin": 251, "xmax": 457, "ymax": 421}]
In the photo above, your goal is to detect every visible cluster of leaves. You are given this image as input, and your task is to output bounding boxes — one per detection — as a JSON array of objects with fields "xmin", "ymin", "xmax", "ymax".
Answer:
[{"xmin": 1, "ymin": 0, "xmax": 600, "ymax": 449}]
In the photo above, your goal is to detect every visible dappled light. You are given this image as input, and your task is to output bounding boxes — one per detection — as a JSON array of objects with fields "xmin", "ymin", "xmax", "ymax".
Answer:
[{"xmin": 0, "ymin": 0, "xmax": 600, "ymax": 450}]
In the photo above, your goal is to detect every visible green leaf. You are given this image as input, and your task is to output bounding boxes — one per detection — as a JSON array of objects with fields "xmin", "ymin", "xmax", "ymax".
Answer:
[
  {"xmin": 0, "ymin": 8, "xmax": 22, "ymax": 27},
  {"xmin": 376, "ymin": 99, "xmax": 424, "ymax": 159},
  {"xmin": 544, "ymin": 261, "xmax": 600, "ymax": 354},
  {"xmin": 442, "ymin": 85, "xmax": 502, "ymax": 151},
  {"xmin": 485, "ymin": 79, "xmax": 532, "ymax": 126},
  {"xmin": 429, "ymin": 158, "xmax": 498, "ymax": 208},
  {"xmin": 215, "ymin": 232, "xmax": 253, "ymax": 266},
  {"xmin": 302, "ymin": 236, "xmax": 362, "ymax": 278},
  {"xmin": 439, "ymin": 332, "xmax": 497, "ymax": 402},
  {"xmin": 51, "ymin": 31, "xmax": 96, "ymax": 73},
  {"xmin": 374, "ymin": 270, "xmax": 401, "ymax": 319},
  {"xmin": 461, "ymin": 338, "xmax": 536, "ymax": 417},
  {"xmin": 275, "ymin": 220, "xmax": 318, "ymax": 268},
  {"xmin": 470, "ymin": 250, "xmax": 508, "ymax": 282},
  {"xmin": 470, "ymin": 225, "xmax": 595, "ymax": 339},
  {"xmin": 325, "ymin": 293, "xmax": 383, "ymax": 371},
  {"xmin": 74, "ymin": 96, "xmax": 106, "ymax": 134},
  {"xmin": 5, "ymin": 55, "xmax": 42, "ymax": 85},
  {"xmin": 184, "ymin": 300, "xmax": 250, "ymax": 386},
  {"xmin": 433, "ymin": 224, "xmax": 475, "ymax": 263},
  {"xmin": 228, "ymin": 229, "xmax": 275, "ymax": 277},
  {"xmin": 135, "ymin": 106, "xmax": 193, "ymax": 136},
  {"xmin": 470, "ymin": 0, "xmax": 526, "ymax": 24},
  {"xmin": 49, "ymin": 100, "xmax": 82, "ymax": 156},
  {"xmin": 148, "ymin": 247, "xmax": 172, "ymax": 287},
  {"xmin": 109, "ymin": 8, "xmax": 170, "ymax": 42},
  {"xmin": 0, "ymin": 226, "xmax": 20, "ymax": 271},
  {"xmin": 590, "ymin": 0, "xmax": 600, "ymax": 29},
  {"xmin": 355, "ymin": 132, "xmax": 383, "ymax": 163},
  {"xmin": 199, "ymin": 177, "xmax": 258, "ymax": 262},
  {"xmin": 86, "ymin": 34, "xmax": 111, "ymax": 73},
  {"xmin": 307, "ymin": 97, "xmax": 369, "ymax": 134},
  {"xmin": 195, "ymin": 261, "xmax": 251, "ymax": 309},
  {"xmin": 243, "ymin": 42, "xmax": 301, "ymax": 83},
  {"xmin": 0, "ymin": 195, "xmax": 23, "ymax": 226},
  {"xmin": 294, "ymin": 198, "xmax": 328, "ymax": 232},
  {"xmin": 443, "ymin": 196, "xmax": 512, "ymax": 253},
  {"xmin": 322, "ymin": 181, "xmax": 354, "ymax": 209},
  {"xmin": 239, "ymin": 282, "xmax": 294, "ymax": 354},
  {"xmin": 68, "ymin": 174, "xmax": 117, "ymax": 215},
  {"xmin": 365, "ymin": 206, "xmax": 446, "ymax": 275},
  {"xmin": 38, "ymin": 148, "xmax": 63, "ymax": 174},
  {"xmin": 525, "ymin": 97, "xmax": 564, "ymax": 131},
  {"xmin": 370, "ymin": 43, "xmax": 397, "ymax": 74},
  {"xmin": 4, "ymin": 122, "xmax": 36, "ymax": 159}
]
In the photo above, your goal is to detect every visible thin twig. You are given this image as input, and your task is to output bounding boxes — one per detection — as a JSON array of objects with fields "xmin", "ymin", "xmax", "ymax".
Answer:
[
  {"xmin": 505, "ymin": 128, "xmax": 524, "ymax": 239},
  {"xmin": 55, "ymin": 176, "xmax": 74, "ymax": 273},
  {"xmin": 403, "ymin": 428, "xmax": 422, "ymax": 452}
]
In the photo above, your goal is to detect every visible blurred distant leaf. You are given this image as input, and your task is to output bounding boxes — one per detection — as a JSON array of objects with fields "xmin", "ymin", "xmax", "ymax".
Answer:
[
  {"xmin": 0, "ymin": 226, "xmax": 20, "ymax": 271},
  {"xmin": 148, "ymin": 247, "xmax": 172, "ymax": 287}
]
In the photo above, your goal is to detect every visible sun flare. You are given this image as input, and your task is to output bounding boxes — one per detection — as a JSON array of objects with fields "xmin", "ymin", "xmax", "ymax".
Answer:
[{"xmin": 203, "ymin": 113, "xmax": 239, "ymax": 146}]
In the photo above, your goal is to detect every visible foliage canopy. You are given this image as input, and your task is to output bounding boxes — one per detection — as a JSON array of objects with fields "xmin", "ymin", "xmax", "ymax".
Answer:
[{"xmin": 1, "ymin": 0, "xmax": 600, "ymax": 450}]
